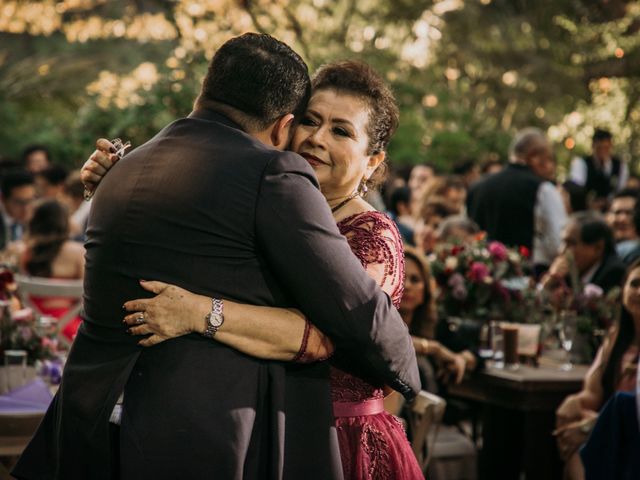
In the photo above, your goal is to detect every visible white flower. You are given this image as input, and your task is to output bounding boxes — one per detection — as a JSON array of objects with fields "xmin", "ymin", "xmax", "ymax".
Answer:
[{"xmin": 445, "ymin": 256, "xmax": 459, "ymax": 270}]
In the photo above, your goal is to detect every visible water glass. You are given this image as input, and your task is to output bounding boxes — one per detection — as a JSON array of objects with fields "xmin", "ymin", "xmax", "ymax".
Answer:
[{"xmin": 4, "ymin": 349, "xmax": 28, "ymax": 392}]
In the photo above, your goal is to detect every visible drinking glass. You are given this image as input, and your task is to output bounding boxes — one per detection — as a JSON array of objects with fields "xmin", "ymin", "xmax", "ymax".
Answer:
[
  {"xmin": 489, "ymin": 321, "xmax": 504, "ymax": 368},
  {"xmin": 558, "ymin": 312, "xmax": 578, "ymax": 371},
  {"xmin": 4, "ymin": 349, "xmax": 27, "ymax": 392}
]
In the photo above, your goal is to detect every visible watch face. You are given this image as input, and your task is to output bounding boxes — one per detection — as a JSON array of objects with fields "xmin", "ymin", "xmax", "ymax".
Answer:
[{"xmin": 208, "ymin": 313, "xmax": 224, "ymax": 328}]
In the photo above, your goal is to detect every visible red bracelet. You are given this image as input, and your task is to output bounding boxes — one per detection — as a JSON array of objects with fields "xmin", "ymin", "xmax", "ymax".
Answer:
[{"xmin": 292, "ymin": 319, "xmax": 311, "ymax": 363}]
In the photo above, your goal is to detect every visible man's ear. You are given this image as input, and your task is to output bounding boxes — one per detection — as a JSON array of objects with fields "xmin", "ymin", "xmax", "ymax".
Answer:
[{"xmin": 270, "ymin": 114, "xmax": 295, "ymax": 149}]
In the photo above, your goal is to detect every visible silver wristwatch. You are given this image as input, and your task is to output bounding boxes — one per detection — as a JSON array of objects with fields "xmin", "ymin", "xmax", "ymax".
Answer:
[{"xmin": 203, "ymin": 298, "xmax": 224, "ymax": 338}]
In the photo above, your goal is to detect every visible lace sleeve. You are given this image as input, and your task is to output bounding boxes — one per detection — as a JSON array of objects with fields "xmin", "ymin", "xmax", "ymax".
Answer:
[{"xmin": 338, "ymin": 211, "xmax": 405, "ymax": 308}]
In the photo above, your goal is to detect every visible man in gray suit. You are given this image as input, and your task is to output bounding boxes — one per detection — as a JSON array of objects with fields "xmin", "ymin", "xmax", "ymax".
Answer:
[{"xmin": 13, "ymin": 33, "xmax": 418, "ymax": 480}]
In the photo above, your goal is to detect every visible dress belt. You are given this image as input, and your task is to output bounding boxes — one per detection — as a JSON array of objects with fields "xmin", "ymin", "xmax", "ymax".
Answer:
[{"xmin": 333, "ymin": 398, "xmax": 385, "ymax": 417}]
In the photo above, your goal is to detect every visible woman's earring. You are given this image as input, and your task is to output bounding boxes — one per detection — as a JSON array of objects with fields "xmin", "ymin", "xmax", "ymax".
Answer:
[{"xmin": 357, "ymin": 177, "xmax": 369, "ymax": 196}]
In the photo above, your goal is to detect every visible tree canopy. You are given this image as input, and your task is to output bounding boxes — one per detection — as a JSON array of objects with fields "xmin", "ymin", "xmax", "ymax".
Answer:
[{"xmin": 2, "ymin": 0, "xmax": 639, "ymax": 174}]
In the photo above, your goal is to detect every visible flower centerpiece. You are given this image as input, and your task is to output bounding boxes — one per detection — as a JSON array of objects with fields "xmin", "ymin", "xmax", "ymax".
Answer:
[
  {"xmin": 541, "ymin": 254, "xmax": 621, "ymax": 361},
  {"xmin": 430, "ymin": 237, "xmax": 534, "ymax": 323},
  {"xmin": 0, "ymin": 266, "xmax": 60, "ymax": 364}
]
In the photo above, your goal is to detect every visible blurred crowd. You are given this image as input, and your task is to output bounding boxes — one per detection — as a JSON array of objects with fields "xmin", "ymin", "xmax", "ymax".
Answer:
[
  {"xmin": 2, "ymin": 125, "xmax": 639, "ymax": 479},
  {"xmin": 0, "ymin": 145, "xmax": 86, "ymax": 334}
]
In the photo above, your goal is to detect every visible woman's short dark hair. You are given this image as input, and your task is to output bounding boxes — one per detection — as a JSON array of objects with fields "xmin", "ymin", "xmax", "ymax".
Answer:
[
  {"xmin": 25, "ymin": 200, "xmax": 69, "ymax": 277},
  {"xmin": 311, "ymin": 60, "xmax": 399, "ymax": 156},
  {"xmin": 197, "ymin": 33, "xmax": 311, "ymax": 131},
  {"xmin": 311, "ymin": 61, "xmax": 399, "ymax": 191}
]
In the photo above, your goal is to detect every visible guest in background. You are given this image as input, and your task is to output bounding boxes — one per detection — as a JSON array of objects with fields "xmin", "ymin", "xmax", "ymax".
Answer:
[
  {"xmin": 21, "ymin": 144, "xmax": 52, "ymax": 174},
  {"xmin": 0, "ymin": 170, "xmax": 36, "ymax": 250},
  {"xmin": 387, "ymin": 186, "xmax": 415, "ymax": 245},
  {"xmin": 542, "ymin": 212, "xmax": 626, "ymax": 294},
  {"xmin": 59, "ymin": 170, "xmax": 91, "ymax": 241},
  {"xmin": 414, "ymin": 197, "xmax": 457, "ymax": 255},
  {"xmin": 420, "ymin": 175, "xmax": 467, "ymax": 214},
  {"xmin": 20, "ymin": 200, "xmax": 84, "ymax": 340},
  {"xmin": 399, "ymin": 246, "xmax": 475, "ymax": 388},
  {"xmin": 562, "ymin": 181, "xmax": 588, "ymax": 214},
  {"xmin": 437, "ymin": 216, "xmax": 481, "ymax": 245},
  {"xmin": 626, "ymin": 174, "xmax": 640, "ymax": 191},
  {"xmin": 467, "ymin": 128, "xmax": 567, "ymax": 273},
  {"xmin": 605, "ymin": 189, "xmax": 640, "ymax": 263},
  {"xmin": 453, "ymin": 159, "xmax": 481, "ymax": 189},
  {"xmin": 34, "ymin": 165, "xmax": 68, "ymax": 199},
  {"xmin": 555, "ymin": 259, "xmax": 640, "ymax": 480},
  {"xmin": 480, "ymin": 158, "xmax": 503, "ymax": 176},
  {"xmin": 580, "ymin": 390, "xmax": 640, "ymax": 480},
  {"xmin": 569, "ymin": 129, "xmax": 628, "ymax": 211},
  {"xmin": 408, "ymin": 163, "xmax": 435, "ymax": 216}
]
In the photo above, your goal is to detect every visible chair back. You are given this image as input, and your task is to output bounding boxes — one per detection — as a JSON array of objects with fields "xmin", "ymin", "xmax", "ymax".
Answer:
[
  {"xmin": 14, "ymin": 274, "xmax": 83, "ymax": 347},
  {"xmin": 409, "ymin": 390, "xmax": 447, "ymax": 472}
]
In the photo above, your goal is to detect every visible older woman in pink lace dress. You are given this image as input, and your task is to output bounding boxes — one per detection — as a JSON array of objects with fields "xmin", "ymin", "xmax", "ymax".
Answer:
[{"xmin": 85, "ymin": 61, "xmax": 442, "ymax": 479}]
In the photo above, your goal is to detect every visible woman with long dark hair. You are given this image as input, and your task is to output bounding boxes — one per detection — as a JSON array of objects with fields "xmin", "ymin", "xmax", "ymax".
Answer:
[
  {"xmin": 20, "ymin": 199, "xmax": 84, "ymax": 339},
  {"xmin": 555, "ymin": 259, "xmax": 640, "ymax": 480}
]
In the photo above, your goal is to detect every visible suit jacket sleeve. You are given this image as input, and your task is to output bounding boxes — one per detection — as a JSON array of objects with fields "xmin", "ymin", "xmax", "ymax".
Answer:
[{"xmin": 255, "ymin": 151, "xmax": 420, "ymax": 399}]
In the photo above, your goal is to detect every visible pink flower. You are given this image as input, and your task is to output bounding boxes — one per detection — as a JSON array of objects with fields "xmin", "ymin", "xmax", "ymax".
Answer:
[
  {"xmin": 488, "ymin": 241, "xmax": 508, "ymax": 261},
  {"xmin": 583, "ymin": 283, "xmax": 603, "ymax": 299},
  {"xmin": 468, "ymin": 262, "xmax": 490, "ymax": 282}
]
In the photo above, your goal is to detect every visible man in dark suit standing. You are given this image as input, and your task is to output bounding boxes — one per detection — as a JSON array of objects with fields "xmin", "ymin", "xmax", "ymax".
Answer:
[
  {"xmin": 13, "ymin": 33, "xmax": 419, "ymax": 480},
  {"xmin": 467, "ymin": 128, "xmax": 567, "ymax": 273}
]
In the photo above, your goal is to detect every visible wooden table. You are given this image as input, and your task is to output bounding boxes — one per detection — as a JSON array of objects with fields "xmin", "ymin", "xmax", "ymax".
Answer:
[{"xmin": 448, "ymin": 360, "xmax": 589, "ymax": 480}]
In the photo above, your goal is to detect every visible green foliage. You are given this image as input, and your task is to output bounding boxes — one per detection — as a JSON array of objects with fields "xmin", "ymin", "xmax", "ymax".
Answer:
[{"xmin": 1, "ymin": 0, "xmax": 640, "ymax": 172}]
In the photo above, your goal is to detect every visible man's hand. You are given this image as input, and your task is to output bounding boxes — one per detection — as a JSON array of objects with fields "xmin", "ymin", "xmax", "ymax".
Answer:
[{"xmin": 80, "ymin": 138, "xmax": 120, "ymax": 197}]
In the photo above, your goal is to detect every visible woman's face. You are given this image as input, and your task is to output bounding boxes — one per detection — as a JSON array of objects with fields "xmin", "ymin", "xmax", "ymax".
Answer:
[
  {"xmin": 291, "ymin": 89, "xmax": 384, "ymax": 200},
  {"xmin": 400, "ymin": 257, "xmax": 426, "ymax": 317},
  {"xmin": 623, "ymin": 267, "xmax": 640, "ymax": 319}
]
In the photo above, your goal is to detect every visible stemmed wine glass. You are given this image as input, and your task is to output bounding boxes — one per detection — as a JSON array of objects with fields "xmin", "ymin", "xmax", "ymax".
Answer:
[{"xmin": 558, "ymin": 311, "xmax": 578, "ymax": 371}]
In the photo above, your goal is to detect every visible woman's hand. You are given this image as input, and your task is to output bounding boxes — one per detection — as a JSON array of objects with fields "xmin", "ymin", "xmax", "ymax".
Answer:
[
  {"xmin": 555, "ymin": 394, "xmax": 583, "ymax": 427},
  {"xmin": 123, "ymin": 280, "xmax": 209, "ymax": 347},
  {"xmin": 80, "ymin": 138, "xmax": 120, "ymax": 195},
  {"xmin": 553, "ymin": 413, "xmax": 597, "ymax": 461}
]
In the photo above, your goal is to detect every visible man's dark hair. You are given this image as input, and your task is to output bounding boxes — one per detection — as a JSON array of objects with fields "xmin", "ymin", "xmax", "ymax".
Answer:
[
  {"xmin": 612, "ymin": 188, "xmax": 639, "ymax": 202},
  {"xmin": 452, "ymin": 159, "xmax": 477, "ymax": 176},
  {"xmin": 196, "ymin": 33, "xmax": 311, "ymax": 132},
  {"xmin": 593, "ymin": 129, "xmax": 613, "ymax": 143},
  {"xmin": 388, "ymin": 186, "xmax": 411, "ymax": 215},
  {"xmin": 37, "ymin": 165, "xmax": 69, "ymax": 186},
  {"xmin": 1, "ymin": 170, "xmax": 35, "ymax": 199},
  {"xmin": 21, "ymin": 144, "xmax": 51, "ymax": 163},
  {"xmin": 571, "ymin": 211, "xmax": 616, "ymax": 256}
]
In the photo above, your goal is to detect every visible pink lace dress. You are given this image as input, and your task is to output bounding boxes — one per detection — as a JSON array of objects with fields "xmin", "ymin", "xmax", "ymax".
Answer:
[{"xmin": 331, "ymin": 211, "xmax": 424, "ymax": 480}]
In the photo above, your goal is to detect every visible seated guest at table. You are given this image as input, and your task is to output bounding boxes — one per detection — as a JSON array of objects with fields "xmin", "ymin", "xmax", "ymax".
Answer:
[
  {"xmin": 399, "ymin": 246, "xmax": 476, "ymax": 388},
  {"xmin": 605, "ymin": 189, "xmax": 640, "ymax": 264},
  {"xmin": 20, "ymin": 199, "xmax": 85, "ymax": 340},
  {"xmin": 0, "ymin": 170, "xmax": 36, "ymax": 250},
  {"xmin": 555, "ymin": 259, "xmax": 640, "ymax": 480},
  {"xmin": 437, "ymin": 216, "xmax": 481, "ymax": 245},
  {"xmin": 580, "ymin": 391, "xmax": 640, "ymax": 480},
  {"xmin": 414, "ymin": 197, "xmax": 458, "ymax": 255},
  {"xmin": 541, "ymin": 211, "xmax": 626, "ymax": 294}
]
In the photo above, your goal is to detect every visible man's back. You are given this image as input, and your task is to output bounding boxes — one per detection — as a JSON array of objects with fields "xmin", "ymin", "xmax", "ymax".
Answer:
[
  {"xmin": 15, "ymin": 109, "xmax": 419, "ymax": 480},
  {"xmin": 467, "ymin": 163, "xmax": 542, "ymax": 249}
]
